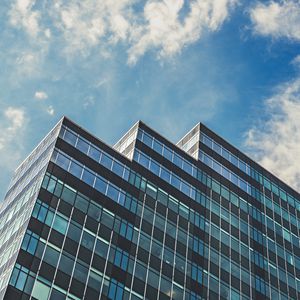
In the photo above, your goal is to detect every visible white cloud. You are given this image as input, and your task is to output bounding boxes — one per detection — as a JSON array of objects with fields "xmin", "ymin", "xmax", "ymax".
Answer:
[
  {"xmin": 9, "ymin": 0, "xmax": 41, "ymax": 38},
  {"xmin": 0, "ymin": 107, "xmax": 28, "ymax": 201},
  {"xmin": 51, "ymin": 0, "xmax": 133, "ymax": 56},
  {"xmin": 7, "ymin": 0, "xmax": 238, "ymax": 63},
  {"xmin": 14, "ymin": 50, "xmax": 45, "ymax": 79},
  {"xmin": 250, "ymin": 0, "xmax": 300, "ymax": 41},
  {"xmin": 245, "ymin": 78, "xmax": 300, "ymax": 191},
  {"xmin": 0, "ymin": 107, "xmax": 26, "ymax": 150},
  {"xmin": 46, "ymin": 105, "xmax": 55, "ymax": 115},
  {"xmin": 128, "ymin": 0, "xmax": 238, "ymax": 64},
  {"xmin": 34, "ymin": 90, "xmax": 48, "ymax": 100},
  {"xmin": 292, "ymin": 55, "xmax": 300, "ymax": 67},
  {"xmin": 83, "ymin": 96, "xmax": 95, "ymax": 109}
]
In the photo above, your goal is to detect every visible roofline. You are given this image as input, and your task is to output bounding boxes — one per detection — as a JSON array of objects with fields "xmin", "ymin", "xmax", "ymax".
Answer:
[
  {"xmin": 14, "ymin": 116, "xmax": 64, "ymax": 174},
  {"xmin": 113, "ymin": 120, "xmax": 141, "ymax": 148},
  {"xmin": 176, "ymin": 122, "xmax": 201, "ymax": 146}
]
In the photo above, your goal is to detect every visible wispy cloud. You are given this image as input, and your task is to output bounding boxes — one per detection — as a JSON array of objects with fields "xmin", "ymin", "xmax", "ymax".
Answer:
[
  {"xmin": 0, "ymin": 106, "xmax": 27, "ymax": 166},
  {"xmin": 250, "ymin": 0, "xmax": 300, "ymax": 41},
  {"xmin": 0, "ymin": 107, "xmax": 28, "ymax": 200},
  {"xmin": 34, "ymin": 90, "xmax": 48, "ymax": 100},
  {"xmin": 7, "ymin": 0, "xmax": 238, "ymax": 64},
  {"xmin": 9, "ymin": 0, "xmax": 41, "ymax": 38},
  {"xmin": 0, "ymin": 107, "xmax": 26, "ymax": 150},
  {"xmin": 247, "ymin": 0, "xmax": 300, "ymax": 191},
  {"xmin": 127, "ymin": 0, "xmax": 238, "ymax": 64},
  {"xmin": 46, "ymin": 105, "xmax": 55, "ymax": 116},
  {"xmin": 245, "ymin": 78, "xmax": 300, "ymax": 191}
]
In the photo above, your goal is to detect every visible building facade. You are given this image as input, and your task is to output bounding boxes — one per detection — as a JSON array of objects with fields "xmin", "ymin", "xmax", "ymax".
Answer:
[{"xmin": 0, "ymin": 117, "xmax": 299, "ymax": 300}]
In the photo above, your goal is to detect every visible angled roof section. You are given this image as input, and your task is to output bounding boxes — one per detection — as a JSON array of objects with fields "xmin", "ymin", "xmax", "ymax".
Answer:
[{"xmin": 176, "ymin": 122, "xmax": 201, "ymax": 159}]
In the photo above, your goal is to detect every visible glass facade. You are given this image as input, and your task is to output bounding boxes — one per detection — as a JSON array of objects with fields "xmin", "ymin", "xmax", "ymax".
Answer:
[{"xmin": 1, "ymin": 117, "xmax": 300, "ymax": 300}]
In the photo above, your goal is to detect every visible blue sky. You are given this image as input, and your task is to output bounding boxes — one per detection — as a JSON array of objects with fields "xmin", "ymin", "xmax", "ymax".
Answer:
[{"xmin": 1, "ymin": 0, "xmax": 300, "ymax": 201}]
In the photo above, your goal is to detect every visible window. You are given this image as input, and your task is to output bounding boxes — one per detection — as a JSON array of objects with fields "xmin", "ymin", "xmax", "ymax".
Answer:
[
  {"xmin": 191, "ymin": 264, "xmax": 202, "ymax": 284},
  {"xmin": 139, "ymin": 153, "xmax": 150, "ymax": 168},
  {"xmin": 160, "ymin": 168, "xmax": 171, "ymax": 183},
  {"xmin": 95, "ymin": 239, "xmax": 109, "ymax": 258},
  {"xmin": 88, "ymin": 270, "xmax": 103, "ymax": 292},
  {"xmin": 73, "ymin": 262, "xmax": 88, "ymax": 284},
  {"xmin": 88, "ymin": 146, "xmax": 101, "ymax": 162},
  {"xmin": 108, "ymin": 279, "xmax": 124, "ymax": 300},
  {"xmin": 114, "ymin": 248, "xmax": 129, "ymax": 271},
  {"xmin": 32, "ymin": 280, "xmax": 51, "ymax": 300},
  {"xmin": 112, "ymin": 161, "xmax": 124, "ymax": 177},
  {"xmin": 255, "ymin": 275, "xmax": 266, "ymax": 295},
  {"xmin": 52, "ymin": 214, "xmax": 68, "ymax": 235},
  {"xmin": 193, "ymin": 237, "xmax": 204, "ymax": 256},
  {"xmin": 81, "ymin": 231, "xmax": 95, "ymax": 251},
  {"xmin": 95, "ymin": 177, "xmax": 107, "ymax": 194},
  {"xmin": 22, "ymin": 230, "xmax": 39, "ymax": 255},
  {"xmin": 88, "ymin": 203, "xmax": 102, "ymax": 221},
  {"xmin": 119, "ymin": 220, "xmax": 133, "ymax": 241},
  {"xmin": 149, "ymin": 160, "xmax": 160, "ymax": 176},
  {"xmin": 9, "ymin": 264, "xmax": 29, "ymax": 291},
  {"xmin": 43, "ymin": 246, "xmax": 60, "ymax": 267},
  {"xmin": 160, "ymin": 277, "xmax": 172, "ymax": 296},
  {"xmin": 82, "ymin": 169, "xmax": 95, "ymax": 186},
  {"xmin": 75, "ymin": 193, "xmax": 89, "ymax": 213},
  {"xmin": 64, "ymin": 129, "xmax": 77, "ymax": 146},
  {"xmin": 61, "ymin": 186, "xmax": 76, "ymax": 205},
  {"xmin": 143, "ymin": 133, "xmax": 153, "ymax": 147},
  {"xmin": 67, "ymin": 222, "xmax": 82, "ymax": 242},
  {"xmin": 163, "ymin": 147, "xmax": 173, "ymax": 161},
  {"xmin": 56, "ymin": 152, "xmax": 70, "ymax": 170},
  {"xmin": 171, "ymin": 175, "xmax": 181, "ymax": 190},
  {"xmin": 76, "ymin": 138, "xmax": 89, "ymax": 154},
  {"xmin": 173, "ymin": 154, "xmax": 182, "ymax": 168},
  {"xmin": 100, "ymin": 154, "xmax": 113, "ymax": 170},
  {"xmin": 153, "ymin": 140, "xmax": 163, "ymax": 155},
  {"xmin": 106, "ymin": 185, "xmax": 119, "ymax": 202},
  {"xmin": 58, "ymin": 254, "xmax": 74, "ymax": 275},
  {"xmin": 101, "ymin": 210, "xmax": 114, "ymax": 229}
]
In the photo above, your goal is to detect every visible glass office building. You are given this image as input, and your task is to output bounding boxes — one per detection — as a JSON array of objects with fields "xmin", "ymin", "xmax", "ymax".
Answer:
[{"xmin": 0, "ymin": 116, "xmax": 300, "ymax": 300}]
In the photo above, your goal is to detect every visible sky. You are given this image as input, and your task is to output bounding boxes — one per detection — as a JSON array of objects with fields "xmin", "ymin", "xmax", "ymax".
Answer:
[{"xmin": 1, "ymin": 0, "xmax": 300, "ymax": 201}]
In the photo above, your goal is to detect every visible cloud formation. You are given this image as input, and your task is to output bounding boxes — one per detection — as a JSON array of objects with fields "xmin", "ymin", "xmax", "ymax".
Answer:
[
  {"xmin": 0, "ymin": 107, "xmax": 26, "ymax": 150},
  {"xmin": 9, "ymin": 0, "xmax": 41, "ymax": 38},
  {"xmin": 128, "ymin": 0, "xmax": 238, "ymax": 64},
  {"xmin": 46, "ymin": 105, "xmax": 55, "ymax": 116},
  {"xmin": 8, "ymin": 0, "xmax": 238, "ymax": 64},
  {"xmin": 247, "ymin": 0, "xmax": 300, "ymax": 191},
  {"xmin": 34, "ymin": 90, "xmax": 48, "ymax": 100},
  {"xmin": 245, "ymin": 78, "xmax": 300, "ymax": 191},
  {"xmin": 250, "ymin": 0, "xmax": 300, "ymax": 41}
]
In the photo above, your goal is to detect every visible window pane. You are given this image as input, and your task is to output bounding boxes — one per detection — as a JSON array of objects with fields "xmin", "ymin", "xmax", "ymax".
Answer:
[
  {"xmin": 89, "ymin": 146, "xmax": 101, "ymax": 162},
  {"xmin": 44, "ymin": 246, "xmax": 60, "ymax": 267},
  {"xmin": 64, "ymin": 130, "xmax": 77, "ymax": 146},
  {"xmin": 69, "ymin": 161, "xmax": 82, "ymax": 178},
  {"xmin": 67, "ymin": 222, "xmax": 82, "ymax": 242},
  {"xmin": 75, "ymin": 194, "xmax": 89, "ymax": 213},
  {"xmin": 61, "ymin": 187, "xmax": 76, "ymax": 205},
  {"xmin": 32, "ymin": 281, "xmax": 50, "ymax": 300},
  {"xmin": 76, "ymin": 138, "xmax": 89, "ymax": 154},
  {"xmin": 101, "ymin": 154, "xmax": 112, "ymax": 169},
  {"xmin": 81, "ymin": 231, "xmax": 95, "ymax": 251},
  {"xmin": 82, "ymin": 169, "xmax": 95, "ymax": 186},
  {"xmin": 73, "ymin": 262, "xmax": 88, "ymax": 283},
  {"xmin": 88, "ymin": 203, "xmax": 102, "ymax": 221},
  {"xmin": 58, "ymin": 254, "xmax": 74, "ymax": 275},
  {"xmin": 53, "ymin": 215, "xmax": 68, "ymax": 234},
  {"xmin": 95, "ymin": 239, "xmax": 109, "ymax": 258},
  {"xmin": 95, "ymin": 178, "xmax": 107, "ymax": 194}
]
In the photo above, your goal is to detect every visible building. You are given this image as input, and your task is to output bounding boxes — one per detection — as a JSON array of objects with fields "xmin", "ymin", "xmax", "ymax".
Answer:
[{"xmin": 0, "ymin": 116, "xmax": 299, "ymax": 300}]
